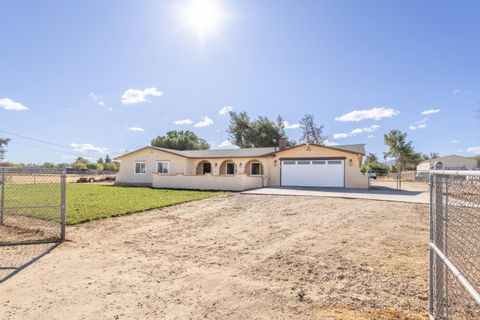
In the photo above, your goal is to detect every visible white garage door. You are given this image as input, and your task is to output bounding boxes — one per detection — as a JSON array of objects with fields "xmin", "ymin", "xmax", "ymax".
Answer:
[{"xmin": 281, "ymin": 159, "xmax": 345, "ymax": 187}]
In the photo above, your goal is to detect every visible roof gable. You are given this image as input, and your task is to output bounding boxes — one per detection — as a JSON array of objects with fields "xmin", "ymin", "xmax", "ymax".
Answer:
[{"xmin": 270, "ymin": 143, "xmax": 366, "ymax": 156}]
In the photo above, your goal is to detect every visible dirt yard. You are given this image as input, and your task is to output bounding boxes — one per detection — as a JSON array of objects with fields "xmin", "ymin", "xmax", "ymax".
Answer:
[
  {"xmin": 0, "ymin": 194, "xmax": 429, "ymax": 319},
  {"xmin": 370, "ymin": 179, "xmax": 429, "ymax": 192}
]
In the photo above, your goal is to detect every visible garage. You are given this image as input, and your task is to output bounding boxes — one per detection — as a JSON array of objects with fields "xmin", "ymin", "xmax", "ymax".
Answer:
[{"xmin": 281, "ymin": 159, "xmax": 345, "ymax": 187}]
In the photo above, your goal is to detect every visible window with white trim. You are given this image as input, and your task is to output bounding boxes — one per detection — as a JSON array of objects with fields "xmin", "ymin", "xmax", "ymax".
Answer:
[
  {"xmin": 226, "ymin": 162, "xmax": 235, "ymax": 175},
  {"xmin": 250, "ymin": 162, "xmax": 263, "ymax": 176},
  {"xmin": 157, "ymin": 161, "xmax": 170, "ymax": 174},
  {"xmin": 134, "ymin": 162, "xmax": 146, "ymax": 174}
]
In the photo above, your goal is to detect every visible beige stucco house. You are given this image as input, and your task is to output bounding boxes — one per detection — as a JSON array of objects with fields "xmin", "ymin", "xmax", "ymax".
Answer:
[
  {"xmin": 416, "ymin": 155, "xmax": 477, "ymax": 173},
  {"xmin": 114, "ymin": 142, "xmax": 368, "ymax": 191}
]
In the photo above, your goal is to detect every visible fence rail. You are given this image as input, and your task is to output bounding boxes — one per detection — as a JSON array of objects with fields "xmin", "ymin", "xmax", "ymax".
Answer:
[{"xmin": 429, "ymin": 171, "xmax": 480, "ymax": 319}]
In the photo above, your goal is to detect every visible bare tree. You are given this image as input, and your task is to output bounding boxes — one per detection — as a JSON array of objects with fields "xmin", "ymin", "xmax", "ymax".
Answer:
[{"xmin": 300, "ymin": 114, "xmax": 326, "ymax": 145}]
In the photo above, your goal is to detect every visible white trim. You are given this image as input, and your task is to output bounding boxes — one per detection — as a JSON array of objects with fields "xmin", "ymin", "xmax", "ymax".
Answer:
[
  {"xmin": 226, "ymin": 162, "xmax": 235, "ymax": 176},
  {"xmin": 134, "ymin": 162, "xmax": 146, "ymax": 175},
  {"xmin": 250, "ymin": 162, "xmax": 263, "ymax": 176}
]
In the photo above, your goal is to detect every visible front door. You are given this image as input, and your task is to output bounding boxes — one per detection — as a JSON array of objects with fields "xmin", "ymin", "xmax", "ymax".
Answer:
[{"xmin": 203, "ymin": 162, "xmax": 211, "ymax": 174}]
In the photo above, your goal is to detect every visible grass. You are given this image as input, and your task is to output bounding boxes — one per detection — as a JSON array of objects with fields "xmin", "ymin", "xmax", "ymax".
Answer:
[{"xmin": 4, "ymin": 183, "xmax": 223, "ymax": 224}]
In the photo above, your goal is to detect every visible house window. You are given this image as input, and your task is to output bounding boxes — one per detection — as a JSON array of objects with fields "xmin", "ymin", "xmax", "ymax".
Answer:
[
  {"xmin": 283, "ymin": 161, "xmax": 296, "ymax": 165},
  {"xmin": 134, "ymin": 162, "xmax": 146, "ymax": 174},
  {"xmin": 297, "ymin": 160, "xmax": 311, "ymax": 165},
  {"xmin": 226, "ymin": 162, "xmax": 235, "ymax": 175},
  {"xmin": 250, "ymin": 162, "xmax": 263, "ymax": 176},
  {"xmin": 328, "ymin": 160, "xmax": 342, "ymax": 165},
  {"xmin": 312, "ymin": 160, "xmax": 326, "ymax": 165},
  {"xmin": 157, "ymin": 161, "xmax": 170, "ymax": 174}
]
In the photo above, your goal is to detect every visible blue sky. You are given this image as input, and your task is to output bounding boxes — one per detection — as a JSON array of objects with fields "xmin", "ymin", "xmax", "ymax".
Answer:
[{"xmin": 1, "ymin": 0, "xmax": 479, "ymax": 163}]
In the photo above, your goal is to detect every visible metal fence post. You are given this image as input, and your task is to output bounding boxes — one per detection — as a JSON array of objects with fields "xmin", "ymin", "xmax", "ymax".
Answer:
[
  {"xmin": 60, "ymin": 170, "xmax": 66, "ymax": 241},
  {"xmin": 428, "ymin": 173, "xmax": 434, "ymax": 317},
  {"xmin": 0, "ymin": 172, "xmax": 4, "ymax": 224}
]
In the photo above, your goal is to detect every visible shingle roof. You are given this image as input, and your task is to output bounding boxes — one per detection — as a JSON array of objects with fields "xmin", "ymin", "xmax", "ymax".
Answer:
[{"xmin": 115, "ymin": 143, "xmax": 366, "ymax": 160}]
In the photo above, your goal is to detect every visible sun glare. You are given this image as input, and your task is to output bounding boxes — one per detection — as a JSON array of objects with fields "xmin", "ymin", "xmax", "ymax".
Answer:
[{"xmin": 181, "ymin": 0, "xmax": 225, "ymax": 40}]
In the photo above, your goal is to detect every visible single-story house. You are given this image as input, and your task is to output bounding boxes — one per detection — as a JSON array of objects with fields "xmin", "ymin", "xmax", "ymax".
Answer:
[
  {"xmin": 417, "ymin": 155, "xmax": 477, "ymax": 172},
  {"xmin": 416, "ymin": 155, "xmax": 477, "ymax": 181},
  {"xmin": 114, "ymin": 140, "xmax": 368, "ymax": 191}
]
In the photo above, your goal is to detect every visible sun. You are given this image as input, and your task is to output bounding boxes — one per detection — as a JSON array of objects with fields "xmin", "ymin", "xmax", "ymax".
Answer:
[{"xmin": 181, "ymin": 0, "xmax": 226, "ymax": 40}]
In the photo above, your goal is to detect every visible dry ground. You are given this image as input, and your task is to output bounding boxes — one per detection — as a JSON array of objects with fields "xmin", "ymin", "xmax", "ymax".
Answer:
[{"xmin": 0, "ymin": 194, "xmax": 429, "ymax": 320}]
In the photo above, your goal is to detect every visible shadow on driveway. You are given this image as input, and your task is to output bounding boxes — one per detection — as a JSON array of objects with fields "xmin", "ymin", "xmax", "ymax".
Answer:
[{"xmin": 0, "ymin": 241, "xmax": 61, "ymax": 284}]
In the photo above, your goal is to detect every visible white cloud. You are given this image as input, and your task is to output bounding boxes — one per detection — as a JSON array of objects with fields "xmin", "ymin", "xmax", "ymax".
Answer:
[
  {"xmin": 368, "ymin": 135, "xmax": 375, "ymax": 138},
  {"xmin": 218, "ymin": 140, "xmax": 233, "ymax": 148},
  {"xmin": 421, "ymin": 109, "xmax": 440, "ymax": 115},
  {"xmin": 70, "ymin": 143, "xmax": 108, "ymax": 154},
  {"xmin": 127, "ymin": 127, "xmax": 145, "ymax": 132},
  {"xmin": 450, "ymin": 139, "xmax": 460, "ymax": 144},
  {"xmin": 324, "ymin": 140, "xmax": 339, "ymax": 146},
  {"xmin": 284, "ymin": 121, "xmax": 301, "ymax": 129},
  {"xmin": 332, "ymin": 124, "xmax": 380, "ymax": 140},
  {"xmin": 409, "ymin": 123, "xmax": 427, "ymax": 130},
  {"xmin": 409, "ymin": 118, "xmax": 428, "ymax": 130},
  {"xmin": 61, "ymin": 155, "xmax": 78, "ymax": 161},
  {"xmin": 466, "ymin": 147, "xmax": 480, "ymax": 154},
  {"xmin": 89, "ymin": 93, "xmax": 105, "ymax": 107},
  {"xmin": 174, "ymin": 118, "xmax": 193, "ymax": 125},
  {"xmin": 333, "ymin": 133, "xmax": 350, "ymax": 139},
  {"xmin": 121, "ymin": 87, "xmax": 163, "ymax": 105},
  {"xmin": 194, "ymin": 116, "xmax": 214, "ymax": 128},
  {"xmin": 351, "ymin": 124, "xmax": 380, "ymax": 135},
  {"xmin": 452, "ymin": 89, "xmax": 461, "ymax": 94},
  {"xmin": 0, "ymin": 98, "xmax": 29, "ymax": 111},
  {"xmin": 219, "ymin": 106, "xmax": 233, "ymax": 115},
  {"xmin": 335, "ymin": 107, "xmax": 399, "ymax": 122}
]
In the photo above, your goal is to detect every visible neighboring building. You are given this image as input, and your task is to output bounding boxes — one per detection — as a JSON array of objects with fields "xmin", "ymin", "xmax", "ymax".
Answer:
[
  {"xmin": 416, "ymin": 155, "xmax": 477, "ymax": 180},
  {"xmin": 114, "ymin": 141, "xmax": 368, "ymax": 191}
]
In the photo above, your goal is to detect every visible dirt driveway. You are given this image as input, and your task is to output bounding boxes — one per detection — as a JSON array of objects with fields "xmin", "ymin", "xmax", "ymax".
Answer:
[{"xmin": 0, "ymin": 194, "xmax": 429, "ymax": 319}]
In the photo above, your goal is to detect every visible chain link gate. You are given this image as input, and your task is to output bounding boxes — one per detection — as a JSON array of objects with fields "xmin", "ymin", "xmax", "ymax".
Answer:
[
  {"xmin": 429, "ymin": 170, "xmax": 480, "ymax": 319},
  {"xmin": 0, "ymin": 168, "xmax": 66, "ymax": 245}
]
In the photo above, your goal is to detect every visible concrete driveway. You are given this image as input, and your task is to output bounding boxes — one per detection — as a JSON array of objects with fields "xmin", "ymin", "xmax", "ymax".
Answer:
[{"xmin": 242, "ymin": 186, "xmax": 429, "ymax": 204}]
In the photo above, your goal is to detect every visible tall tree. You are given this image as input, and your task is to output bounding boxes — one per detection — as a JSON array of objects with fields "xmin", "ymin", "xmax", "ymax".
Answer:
[
  {"xmin": 384, "ymin": 130, "xmax": 415, "ymax": 189},
  {"xmin": 227, "ymin": 111, "xmax": 293, "ymax": 148},
  {"xmin": 0, "ymin": 138, "xmax": 11, "ymax": 162},
  {"xmin": 299, "ymin": 114, "xmax": 325, "ymax": 145},
  {"xmin": 364, "ymin": 152, "xmax": 379, "ymax": 165},
  {"xmin": 151, "ymin": 130, "xmax": 210, "ymax": 150}
]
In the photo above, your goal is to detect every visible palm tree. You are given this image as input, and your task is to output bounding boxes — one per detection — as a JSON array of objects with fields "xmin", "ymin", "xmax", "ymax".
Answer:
[
  {"xmin": 0, "ymin": 138, "xmax": 10, "ymax": 162},
  {"xmin": 384, "ymin": 130, "xmax": 414, "ymax": 190}
]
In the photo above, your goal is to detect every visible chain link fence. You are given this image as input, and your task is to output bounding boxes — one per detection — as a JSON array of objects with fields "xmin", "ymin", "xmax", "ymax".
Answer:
[
  {"xmin": 429, "ymin": 170, "xmax": 480, "ymax": 319},
  {"xmin": 0, "ymin": 168, "xmax": 66, "ymax": 245}
]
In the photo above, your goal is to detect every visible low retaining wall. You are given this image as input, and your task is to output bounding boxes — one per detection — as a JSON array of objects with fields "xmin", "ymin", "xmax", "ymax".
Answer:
[{"xmin": 152, "ymin": 173, "xmax": 263, "ymax": 191}]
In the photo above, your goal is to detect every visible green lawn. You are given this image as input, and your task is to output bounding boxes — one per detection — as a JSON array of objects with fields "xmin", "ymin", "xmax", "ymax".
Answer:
[{"xmin": 4, "ymin": 184, "xmax": 223, "ymax": 224}]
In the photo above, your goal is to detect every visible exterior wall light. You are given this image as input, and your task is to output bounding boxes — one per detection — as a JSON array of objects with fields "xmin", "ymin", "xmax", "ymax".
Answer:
[
  {"xmin": 239, "ymin": 163, "xmax": 242, "ymax": 167},
  {"xmin": 274, "ymin": 160, "xmax": 277, "ymax": 166},
  {"xmin": 349, "ymin": 159, "xmax": 353, "ymax": 166},
  {"xmin": 215, "ymin": 163, "xmax": 218, "ymax": 167}
]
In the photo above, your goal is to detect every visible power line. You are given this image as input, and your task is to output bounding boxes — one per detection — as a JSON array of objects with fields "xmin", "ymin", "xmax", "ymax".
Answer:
[
  {"xmin": 0, "ymin": 129, "xmax": 73, "ymax": 150},
  {"xmin": 0, "ymin": 129, "xmax": 121, "ymax": 158},
  {"xmin": 7, "ymin": 142, "xmax": 93, "ymax": 160}
]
